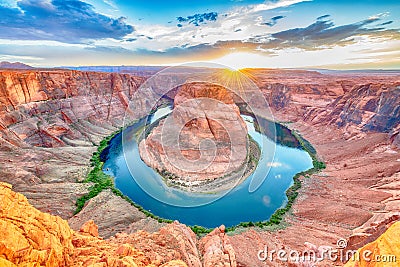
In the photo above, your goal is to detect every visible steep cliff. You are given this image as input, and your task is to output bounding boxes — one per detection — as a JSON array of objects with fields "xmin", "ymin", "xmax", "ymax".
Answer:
[
  {"xmin": 0, "ymin": 70, "xmax": 142, "ymax": 147},
  {"xmin": 0, "ymin": 69, "xmax": 399, "ymax": 267},
  {"xmin": 247, "ymin": 69, "xmax": 400, "ymax": 145},
  {"xmin": 304, "ymin": 83, "xmax": 400, "ymax": 138},
  {"xmin": 0, "ymin": 182, "xmax": 74, "ymax": 266},
  {"xmin": 0, "ymin": 70, "xmax": 145, "ymax": 223}
]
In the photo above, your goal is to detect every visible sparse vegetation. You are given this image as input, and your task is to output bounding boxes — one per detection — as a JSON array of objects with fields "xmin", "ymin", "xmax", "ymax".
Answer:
[
  {"xmin": 222, "ymin": 128, "xmax": 326, "ymax": 233},
  {"xmin": 74, "ymin": 125, "xmax": 175, "ymax": 225},
  {"xmin": 191, "ymin": 225, "xmax": 212, "ymax": 235},
  {"xmin": 75, "ymin": 112, "xmax": 326, "ymax": 236},
  {"xmin": 74, "ymin": 129, "xmax": 121, "ymax": 214}
]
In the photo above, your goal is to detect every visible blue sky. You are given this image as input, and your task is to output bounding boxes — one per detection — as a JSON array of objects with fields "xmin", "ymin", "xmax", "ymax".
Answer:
[{"xmin": 0, "ymin": 0, "xmax": 399, "ymax": 69}]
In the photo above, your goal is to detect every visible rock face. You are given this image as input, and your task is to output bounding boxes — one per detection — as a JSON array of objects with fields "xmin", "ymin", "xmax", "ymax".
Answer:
[
  {"xmin": 304, "ymin": 83, "xmax": 400, "ymax": 137},
  {"xmin": 0, "ymin": 69, "xmax": 400, "ymax": 267},
  {"xmin": 0, "ymin": 70, "xmax": 144, "ymax": 222},
  {"xmin": 68, "ymin": 189, "xmax": 147, "ymax": 239},
  {"xmin": 249, "ymin": 69, "xmax": 400, "ymax": 145},
  {"xmin": 113, "ymin": 221, "xmax": 202, "ymax": 267},
  {"xmin": 139, "ymin": 82, "xmax": 248, "ymax": 182},
  {"xmin": 0, "ymin": 182, "xmax": 188, "ymax": 267},
  {"xmin": 345, "ymin": 213, "xmax": 400, "ymax": 252},
  {"xmin": 0, "ymin": 70, "xmax": 142, "ymax": 148},
  {"xmin": 344, "ymin": 221, "xmax": 400, "ymax": 267},
  {"xmin": 0, "ymin": 182, "xmax": 239, "ymax": 267},
  {"xmin": 199, "ymin": 225, "xmax": 237, "ymax": 267},
  {"xmin": 0, "ymin": 182, "xmax": 73, "ymax": 266}
]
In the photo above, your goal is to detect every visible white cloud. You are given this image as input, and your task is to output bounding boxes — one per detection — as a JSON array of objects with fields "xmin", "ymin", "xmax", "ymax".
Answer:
[
  {"xmin": 0, "ymin": 39, "xmax": 87, "ymax": 47},
  {"xmin": 368, "ymin": 12, "xmax": 390, "ymax": 20},
  {"xmin": 243, "ymin": 0, "xmax": 311, "ymax": 13},
  {"xmin": 0, "ymin": 54, "xmax": 43, "ymax": 62},
  {"xmin": 105, "ymin": 0, "xmax": 310, "ymax": 52},
  {"xmin": 103, "ymin": 0, "xmax": 117, "ymax": 9},
  {"xmin": 0, "ymin": 0, "xmax": 18, "ymax": 8},
  {"xmin": 212, "ymin": 38, "xmax": 400, "ymax": 69}
]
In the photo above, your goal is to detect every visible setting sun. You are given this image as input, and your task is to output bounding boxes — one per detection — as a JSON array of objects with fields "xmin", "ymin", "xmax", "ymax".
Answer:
[{"xmin": 212, "ymin": 52, "xmax": 267, "ymax": 70}]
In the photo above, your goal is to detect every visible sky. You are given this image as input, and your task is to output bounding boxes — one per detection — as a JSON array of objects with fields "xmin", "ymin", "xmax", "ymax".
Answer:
[{"xmin": 0, "ymin": 0, "xmax": 399, "ymax": 69}]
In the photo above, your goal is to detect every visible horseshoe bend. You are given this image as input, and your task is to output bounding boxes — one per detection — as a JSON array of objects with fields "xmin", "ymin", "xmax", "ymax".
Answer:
[
  {"xmin": 139, "ymin": 82, "xmax": 251, "ymax": 190},
  {"xmin": 0, "ymin": 68, "xmax": 399, "ymax": 266}
]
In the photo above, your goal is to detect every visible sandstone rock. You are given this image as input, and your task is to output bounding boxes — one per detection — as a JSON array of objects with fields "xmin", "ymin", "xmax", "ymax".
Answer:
[
  {"xmin": 80, "ymin": 220, "xmax": 99, "ymax": 237},
  {"xmin": 199, "ymin": 225, "xmax": 237, "ymax": 267},
  {"xmin": 0, "ymin": 182, "xmax": 74, "ymax": 266},
  {"xmin": 68, "ymin": 189, "xmax": 147, "ymax": 238},
  {"xmin": 139, "ymin": 82, "xmax": 248, "ymax": 182},
  {"xmin": 301, "ymin": 82, "xmax": 400, "ymax": 142},
  {"xmin": 112, "ymin": 221, "xmax": 202, "ymax": 267},
  {"xmin": 344, "ymin": 221, "xmax": 400, "ymax": 267},
  {"xmin": 0, "ymin": 181, "xmax": 189, "ymax": 267},
  {"xmin": 346, "ymin": 212, "xmax": 400, "ymax": 251}
]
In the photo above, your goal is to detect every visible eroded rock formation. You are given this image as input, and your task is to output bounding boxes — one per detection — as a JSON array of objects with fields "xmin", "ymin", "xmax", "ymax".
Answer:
[
  {"xmin": 247, "ymin": 69, "xmax": 400, "ymax": 145},
  {"xmin": 0, "ymin": 69, "xmax": 399, "ymax": 267},
  {"xmin": 344, "ymin": 221, "xmax": 400, "ymax": 267},
  {"xmin": 139, "ymin": 82, "xmax": 248, "ymax": 183},
  {"xmin": 0, "ymin": 70, "xmax": 148, "ymax": 227},
  {"xmin": 0, "ymin": 182, "xmax": 189, "ymax": 266},
  {"xmin": 0, "ymin": 182, "xmax": 239, "ymax": 267}
]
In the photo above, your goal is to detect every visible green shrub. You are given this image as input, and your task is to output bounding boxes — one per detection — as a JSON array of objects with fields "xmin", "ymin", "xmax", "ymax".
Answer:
[{"xmin": 75, "ymin": 117, "xmax": 326, "ymax": 235}]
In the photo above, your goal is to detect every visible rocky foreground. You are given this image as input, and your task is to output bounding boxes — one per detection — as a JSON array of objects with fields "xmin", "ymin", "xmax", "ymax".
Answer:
[
  {"xmin": 0, "ymin": 69, "xmax": 399, "ymax": 266},
  {"xmin": 0, "ymin": 182, "xmax": 230, "ymax": 267}
]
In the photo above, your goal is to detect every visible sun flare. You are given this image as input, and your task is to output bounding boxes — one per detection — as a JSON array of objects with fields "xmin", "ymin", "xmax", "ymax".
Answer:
[{"xmin": 212, "ymin": 52, "xmax": 267, "ymax": 70}]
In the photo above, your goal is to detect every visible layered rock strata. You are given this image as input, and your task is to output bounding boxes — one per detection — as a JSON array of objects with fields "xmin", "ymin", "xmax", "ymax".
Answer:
[
  {"xmin": 139, "ymin": 82, "xmax": 248, "ymax": 182},
  {"xmin": 0, "ymin": 69, "xmax": 399, "ymax": 267},
  {"xmin": 0, "ymin": 182, "xmax": 238, "ymax": 267}
]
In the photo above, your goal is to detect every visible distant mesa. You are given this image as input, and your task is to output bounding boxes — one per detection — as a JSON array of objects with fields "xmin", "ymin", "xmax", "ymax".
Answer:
[{"xmin": 0, "ymin": 61, "xmax": 34, "ymax": 69}]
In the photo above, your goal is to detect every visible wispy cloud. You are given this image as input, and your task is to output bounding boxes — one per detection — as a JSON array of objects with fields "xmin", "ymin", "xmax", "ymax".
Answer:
[
  {"xmin": 239, "ymin": 0, "xmax": 311, "ymax": 13},
  {"xmin": 102, "ymin": 0, "xmax": 117, "ymax": 9},
  {"xmin": 123, "ymin": 0, "xmax": 312, "ymax": 52},
  {"xmin": 379, "ymin": 21, "xmax": 393, "ymax": 26},
  {"xmin": 138, "ymin": 14, "xmax": 399, "ymax": 62},
  {"xmin": 248, "ymin": 15, "xmax": 397, "ymax": 50},
  {"xmin": 317, "ymin": 14, "xmax": 330, "ymax": 21}
]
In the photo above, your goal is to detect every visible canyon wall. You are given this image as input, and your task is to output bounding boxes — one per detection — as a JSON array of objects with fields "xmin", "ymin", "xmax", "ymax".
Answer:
[
  {"xmin": 0, "ymin": 70, "xmax": 142, "ymax": 148},
  {"xmin": 248, "ymin": 69, "xmax": 400, "ymax": 145},
  {"xmin": 0, "ymin": 70, "xmax": 150, "ymax": 235},
  {"xmin": 0, "ymin": 69, "xmax": 399, "ymax": 266}
]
